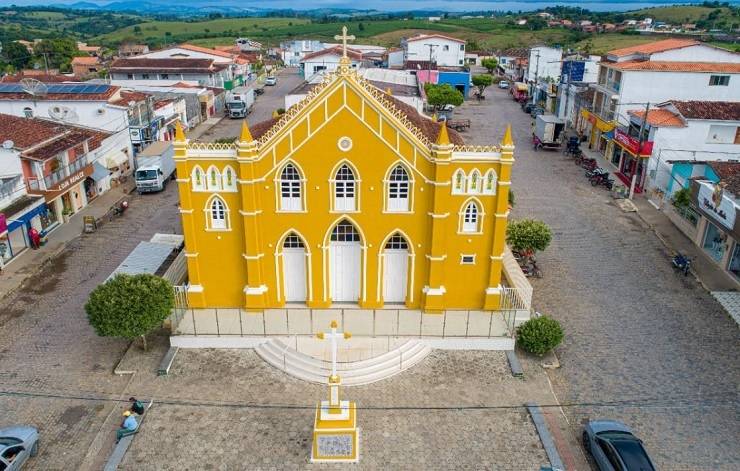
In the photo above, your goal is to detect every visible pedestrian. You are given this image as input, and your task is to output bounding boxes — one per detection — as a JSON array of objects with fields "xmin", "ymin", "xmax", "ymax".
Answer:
[
  {"xmin": 129, "ymin": 397, "xmax": 145, "ymax": 415},
  {"xmin": 116, "ymin": 411, "xmax": 138, "ymax": 442}
]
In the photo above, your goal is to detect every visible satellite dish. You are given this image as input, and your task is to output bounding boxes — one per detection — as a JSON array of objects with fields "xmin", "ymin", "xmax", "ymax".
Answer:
[
  {"xmin": 48, "ymin": 105, "xmax": 79, "ymax": 123},
  {"xmin": 19, "ymin": 78, "xmax": 47, "ymax": 98},
  {"xmin": 2, "ymin": 140, "xmax": 14, "ymax": 149}
]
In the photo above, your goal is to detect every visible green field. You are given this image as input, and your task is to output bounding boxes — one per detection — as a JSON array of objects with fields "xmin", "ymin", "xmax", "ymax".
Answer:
[{"xmin": 632, "ymin": 5, "xmax": 727, "ymax": 23}]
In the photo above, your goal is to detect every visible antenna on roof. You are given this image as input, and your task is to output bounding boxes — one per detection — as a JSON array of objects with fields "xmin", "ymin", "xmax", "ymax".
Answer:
[
  {"xmin": 19, "ymin": 78, "xmax": 48, "ymax": 98},
  {"xmin": 2, "ymin": 140, "xmax": 14, "ymax": 149},
  {"xmin": 48, "ymin": 105, "xmax": 79, "ymax": 124}
]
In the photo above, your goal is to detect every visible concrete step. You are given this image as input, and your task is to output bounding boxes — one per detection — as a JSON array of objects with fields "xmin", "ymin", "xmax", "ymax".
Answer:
[{"xmin": 255, "ymin": 338, "xmax": 432, "ymax": 386}]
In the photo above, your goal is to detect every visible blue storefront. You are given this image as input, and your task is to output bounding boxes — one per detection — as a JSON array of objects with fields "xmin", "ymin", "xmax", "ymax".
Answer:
[
  {"xmin": 438, "ymin": 71, "xmax": 471, "ymax": 98},
  {"xmin": 0, "ymin": 198, "xmax": 49, "ymax": 268}
]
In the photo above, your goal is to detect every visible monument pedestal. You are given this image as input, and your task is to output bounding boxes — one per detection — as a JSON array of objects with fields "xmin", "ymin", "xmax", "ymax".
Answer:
[{"xmin": 311, "ymin": 400, "xmax": 359, "ymax": 463}]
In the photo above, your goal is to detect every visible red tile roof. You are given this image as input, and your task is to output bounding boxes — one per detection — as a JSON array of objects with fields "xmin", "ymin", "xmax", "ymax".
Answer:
[
  {"xmin": 1, "ymin": 73, "xmax": 70, "ymax": 83},
  {"xmin": 670, "ymin": 101, "xmax": 740, "ymax": 121},
  {"xmin": 627, "ymin": 109, "xmax": 685, "ymax": 127},
  {"xmin": 109, "ymin": 91, "xmax": 150, "ymax": 107},
  {"xmin": 71, "ymin": 56, "xmax": 100, "ymax": 65},
  {"xmin": 406, "ymin": 34, "xmax": 465, "ymax": 44},
  {"xmin": 178, "ymin": 43, "xmax": 236, "ymax": 59},
  {"xmin": 0, "ymin": 113, "xmax": 110, "ymax": 160},
  {"xmin": 606, "ymin": 61, "xmax": 740, "ymax": 73},
  {"xmin": 607, "ymin": 39, "xmax": 700, "ymax": 57},
  {"xmin": 707, "ymin": 162, "xmax": 740, "ymax": 196},
  {"xmin": 301, "ymin": 46, "xmax": 363, "ymax": 62}
]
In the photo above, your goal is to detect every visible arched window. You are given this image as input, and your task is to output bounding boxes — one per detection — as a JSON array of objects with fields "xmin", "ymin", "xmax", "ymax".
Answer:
[
  {"xmin": 207, "ymin": 196, "xmax": 229, "ymax": 230},
  {"xmin": 387, "ymin": 165, "xmax": 410, "ymax": 212},
  {"xmin": 206, "ymin": 166, "xmax": 221, "ymax": 191},
  {"xmin": 334, "ymin": 164, "xmax": 356, "ymax": 211},
  {"xmin": 22, "ymin": 107, "xmax": 33, "ymax": 118},
  {"xmin": 222, "ymin": 166, "xmax": 237, "ymax": 191},
  {"xmin": 283, "ymin": 233, "xmax": 305, "ymax": 248},
  {"xmin": 452, "ymin": 169, "xmax": 466, "ymax": 195},
  {"xmin": 331, "ymin": 221, "xmax": 361, "ymax": 242},
  {"xmin": 279, "ymin": 163, "xmax": 302, "ymax": 211},
  {"xmin": 483, "ymin": 169, "xmax": 497, "ymax": 195},
  {"xmin": 461, "ymin": 201, "xmax": 480, "ymax": 233},
  {"xmin": 467, "ymin": 170, "xmax": 481, "ymax": 194},
  {"xmin": 191, "ymin": 165, "xmax": 205, "ymax": 191},
  {"xmin": 385, "ymin": 233, "xmax": 409, "ymax": 250}
]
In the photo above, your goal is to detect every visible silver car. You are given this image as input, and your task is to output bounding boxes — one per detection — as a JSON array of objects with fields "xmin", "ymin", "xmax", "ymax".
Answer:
[
  {"xmin": 583, "ymin": 420, "xmax": 655, "ymax": 471},
  {"xmin": 0, "ymin": 426, "xmax": 39, "ymax": 470}
]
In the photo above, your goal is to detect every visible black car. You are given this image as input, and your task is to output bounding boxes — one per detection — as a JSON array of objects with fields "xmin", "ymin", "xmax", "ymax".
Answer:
[{"xmin": 583, "ymin": 420, "xmax": 656, "ymax": 471}]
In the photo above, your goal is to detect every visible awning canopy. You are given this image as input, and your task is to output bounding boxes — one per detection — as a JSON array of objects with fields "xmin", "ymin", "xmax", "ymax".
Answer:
[
  {"xmin": 105, "ymin": 150, "xmax": 129, "ymax": 169},
  {"xmin": 90, "ymin": 162, "xmax": 110, "ymax": 182}
]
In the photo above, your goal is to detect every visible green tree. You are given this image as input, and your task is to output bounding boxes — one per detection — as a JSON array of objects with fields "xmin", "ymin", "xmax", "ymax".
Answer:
[
  {"xmin": 133, "ymin": 25, "xmax": 142, "ymax": 34},
  {"xmin": 506, "ymin": 219, "xmax": 552, "ymax": 258},
  {"xmin": 424, "ymin": 83, "xmax": 464, "ymax": 110},
  {"xmin": 517, "ymin": 315, "xmax": 564, "ymax": 356},
  {"xmin": 2, "ymin": 41, "xmax": 31, "ymax": 69},
  {"xmin": 34, "ymin": 38, "xmax": 84, "ymax": 70},
  {"xmin": 358, "ymin": 22, "xmax": 365, "ymax": 31},
  {"xmin": 472, "ymin": 74, "xmax": 493, "ymax": 97},
  {"xmin": 85, "ymin": 274, "xmax": 174, "ymax": 350},
  {"xmin": 481, "ymin": 57, "xmax": 498, "ymax": 74}
]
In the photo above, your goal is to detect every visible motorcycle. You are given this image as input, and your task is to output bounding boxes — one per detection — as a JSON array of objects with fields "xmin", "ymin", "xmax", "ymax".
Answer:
[
  {"xmin": 580, "ymin": 158, "xmax": 598, "ymax": 171},
  {"xmin": 586, "ymin": 167, "xmax": 608, "ymax": 179},
  {"xmin": 521, "ymin": 260, "xmax": 543, "ymax": 278},
  {"xmin": 590, "ymin": 173, "xmax": 614, "ymax": 190},
  {"xmin": 109, "ymin": 200, "xmax": 129, "ymax": 221},
  {"xmin": 672, "ymin": 253, "xmax": 691, "ymax": 276}
]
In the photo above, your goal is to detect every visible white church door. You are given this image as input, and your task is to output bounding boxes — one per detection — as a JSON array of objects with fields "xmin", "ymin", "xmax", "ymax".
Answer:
[
  {"xmin": 282, "ymin": 233, "xmax": 307, "ymax": 302},
  {"xmin": 329, "ymin": 221, "xmax": 361, "ymax": 302},
  {"xmin": 383, "ymin": 233, "xmax": 409, "ymax": 303}
]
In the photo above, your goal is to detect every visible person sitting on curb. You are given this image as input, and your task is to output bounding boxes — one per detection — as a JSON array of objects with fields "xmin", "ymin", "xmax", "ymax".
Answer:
[
  {"xmin": 129, "ymin": 397, "xmax": 145, "ymax": 415},
  {"xmin": 116, "ymin": 410, "xmax": 138, "ymax": 442}
]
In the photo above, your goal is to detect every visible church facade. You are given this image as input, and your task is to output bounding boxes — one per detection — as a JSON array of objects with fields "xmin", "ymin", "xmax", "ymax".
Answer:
[{"xmin": 175, "ymin": 57, "xmax": 514, "ymax": 314}]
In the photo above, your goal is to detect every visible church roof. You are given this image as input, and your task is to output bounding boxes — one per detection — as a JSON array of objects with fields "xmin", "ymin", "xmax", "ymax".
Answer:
[{"xmin": 248, "ymin": 80, "xmax": 464, "ymax": 146}]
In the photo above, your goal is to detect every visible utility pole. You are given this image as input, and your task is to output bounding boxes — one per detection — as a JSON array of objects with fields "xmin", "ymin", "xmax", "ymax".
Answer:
[
  {"xmin": 562, "ymin": 61, "xmax": 573, "ymax": 124},
  {"xmin": 531, "ymin": 49, "xmax": 540, "ymax": 105},
  {"xmin": 42, "ymin": 53, "xmax": 49, "ymax": 75},
  {"xmin": 424, "ymin": 43, "xmax": 438, "ymax": 76}
]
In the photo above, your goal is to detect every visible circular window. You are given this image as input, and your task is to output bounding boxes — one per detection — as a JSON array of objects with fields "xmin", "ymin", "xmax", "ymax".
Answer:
[{"xmin": 337, "ymin": 137, "xmax": 353, "ymax": 152}]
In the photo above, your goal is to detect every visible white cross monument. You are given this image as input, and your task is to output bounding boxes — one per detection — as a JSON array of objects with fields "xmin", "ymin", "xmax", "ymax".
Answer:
[
  {"xmin": 311, "ymin": 320, "xmax": 360, "ymax": 463},
  {"xmin": 334, "ymin": 25, "xmax": 356, "ymax": 59}
]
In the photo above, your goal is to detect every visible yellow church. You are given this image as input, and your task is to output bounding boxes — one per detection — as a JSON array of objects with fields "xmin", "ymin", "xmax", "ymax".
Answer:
[{"xmin": 174, "ymin": 45, "xmax": 515, "ymax": 320}]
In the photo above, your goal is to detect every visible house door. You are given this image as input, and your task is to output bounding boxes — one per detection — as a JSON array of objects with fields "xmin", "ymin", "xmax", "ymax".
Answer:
[
  {"xmin": 383, "ymin": 234, "xmax": 409, "ymax": 303},
  {"xmin": 329, "ymin": 221, "xmax": 361, "ymax": 302},
  {"xmin": 282, "ymin": 234, "xmax": 307, "ymax": 302}
]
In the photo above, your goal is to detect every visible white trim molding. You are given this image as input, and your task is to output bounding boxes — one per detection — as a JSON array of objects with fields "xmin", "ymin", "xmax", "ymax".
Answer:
[
  {"xmin": 243, "ymin": 285, "xmax": 269, "ymax": 295},
  {"xmin": 184, "ymin": 252, "xmax": 199, "ymax": 258},
  {"xmin": 422, "ymin": 285, "xmax": 446, "ymax": 295},
  {"xmin": 187, "ymin": 284, "xmax": 204, "ymax": 293},
  {"xmin": 425, "ymin": 254, "xmax": 447, "ymax": 261},
  {"xmin": 485, "ymin": 285, "xmax": 502, "ymax": 295},
  {"xmin": 427, "ymin": 212, "xmax": 450, "ymax": 219},
  {"xmin": 242, "ymin": 253, "xmax": 265, "ymax": 260}
]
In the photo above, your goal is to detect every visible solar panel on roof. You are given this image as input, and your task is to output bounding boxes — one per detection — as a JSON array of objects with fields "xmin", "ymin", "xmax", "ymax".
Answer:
[{"xmin": 0, "ymin": 84, "xmax": 24, "ymax": 93}]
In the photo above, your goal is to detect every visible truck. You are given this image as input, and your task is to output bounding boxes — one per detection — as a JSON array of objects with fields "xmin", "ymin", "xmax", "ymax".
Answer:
[
  {"xmin": 533, "ymin": 115, "xmax": 566, "ymax": 151},
  {"xmin": 225, "ymin": 87, "xmax": 255, "ymax": 119},
  {"xmin": 134, "ymin": 141, "xmax": 176, "ymax": 194}
]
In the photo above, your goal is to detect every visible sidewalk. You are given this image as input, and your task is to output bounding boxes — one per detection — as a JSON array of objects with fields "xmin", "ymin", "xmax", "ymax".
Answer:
[
  {"xmin": 0, "ymin": 184, "xmax": 132, "ymax": 301},
  {"xmin": 186, "ymin": 116, "xmax": 223, "ymax": 141},
  {"xmin": 579, "ymin": 145, "xmax": 739, "ymax": 292}
]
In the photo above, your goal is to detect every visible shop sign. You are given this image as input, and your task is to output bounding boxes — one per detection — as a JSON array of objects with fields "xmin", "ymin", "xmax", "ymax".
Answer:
[
  {"xmin": 54, "ymin": 170, "xmax": 86, "ymax": 192},
  {"xmin": 614, "ymin": 129, "xmax": 653, "ymax": 156},
  {"xmin": 0, "ymin": 214, "xmax": 6, "ymax": 235},
  {"xmin": 698, "ymin": 181, "xmax": 736, "ymax": 230},
  {"xmin": 41, "ymin": 164, "xmax": 94, "ymax": 201}
]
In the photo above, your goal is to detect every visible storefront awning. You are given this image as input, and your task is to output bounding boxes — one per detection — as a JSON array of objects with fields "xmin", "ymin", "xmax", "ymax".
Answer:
[
  {"xmin": 90, "ymin": 162, "xmax": 110, "ymax": 182},
  {"xmin": 613, "ymin": 129, "xmax": 653, "ymax": 158},
  {"xmin": 581, "ymin": 109, "xmax": 615, "ymax": 132},
  {"xmin": 105, "ymin": 150, "xmax": 129, "ymax": 169}
]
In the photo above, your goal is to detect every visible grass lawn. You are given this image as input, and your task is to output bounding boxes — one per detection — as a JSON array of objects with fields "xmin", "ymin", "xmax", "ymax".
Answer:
[
  {"xmin": 631, "ymin": 5, "xmax": 722, "ymax": 23},
  {"xmin": 574, "ymin": 34, "xmax": 659, "ymax": 55}
]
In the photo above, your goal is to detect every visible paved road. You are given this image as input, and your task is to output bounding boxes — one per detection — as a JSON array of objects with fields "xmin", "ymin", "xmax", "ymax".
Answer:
[
  {"xmin": 202, "ymin": 67, "xmax": 304, "ymax": 143},
  {"xmin": 456, "ymin": 82, "xmax": 740, "ymax": 469},
  {"xmin": 0, "ymin": 185, "xmax": 181, "ymax": 470}
]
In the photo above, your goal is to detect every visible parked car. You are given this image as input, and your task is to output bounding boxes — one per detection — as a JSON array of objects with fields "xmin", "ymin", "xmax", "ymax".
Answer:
[
  {"xmin": 522, "ymin": 102, "xmax": 535, "ymax": 113},
  {"xmin": 498, "ymin": 80, "xmax": 509, "ymax": 89},
  {"xmin": 582, "ymin": 420, "xmax": 656, "ymax": 471},
  {"xmin": 0, "ymin": 426, "xmax": 39, "ymax": 470},
  {"xmin": 265, "ymin": 76, "xmax": 277, "ymax": 86}
]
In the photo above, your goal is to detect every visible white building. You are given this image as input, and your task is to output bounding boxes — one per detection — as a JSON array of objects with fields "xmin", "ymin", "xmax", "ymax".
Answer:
[
  {"xmin": 527, "ymin": 46, "xmax": 563, "ymax": 83},
  {"xmin": 402, "ymin": 34, "xmax": 466, "ymax": 68},
  {"xmin": 300, "ymin": 46, "xmax": 363, "ymax": 79},
  {"xmin": 583, "ymin": 39, "xmax": 740, "ymax": 156},
  {"xmin": 281, "ymin": 40, "xmax": 326, "ymax": 67},
  {"xmin": 137, "ymin": 44, "xmax": 250, "ymax": 81},
  {"xmin": 109, "ymin": 58, "xmax": 232, "ymax": 88}
]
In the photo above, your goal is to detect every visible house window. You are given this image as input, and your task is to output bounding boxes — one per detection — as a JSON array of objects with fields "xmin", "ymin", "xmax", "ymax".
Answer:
[
  {"xmin": 483, "ymin": 170, "xmax": 497, "ymax": 195},
  {"xmin": 22, "ymin": 107, "xmax": 33, "ymax": 118},
  {"xmin": 333, "ymin": 164, "xmax": 357, "ymax": 211},
  {"xmin": 461, "ymin": 201, "xmax": 480, "ymax": 233},
  {"xmin": 142, "ymin": 74, "xmax": 150, "ymax": 79},
  {"xmin": 127, "ymin": 74, "xmax": 133, "ymax": 80},
  {"xmin": 284, "ymin": 233, "xmax": 305, "ymax": 248},
  {"xmin": 191, "ymin": 165, "xmax": 205, "ymax": 191},
  {"xmin": 222, "ymin": 166, "xmax": 236, "ymax": 191},
  {"xmin": 387, "ymin": 165, "xmax": 410, "ymax": 212},
  {"xmin": 460, "ymin": 254, "xmax": 476, "ymax": 264},
  {"xmin": 161, "ymin": 73, "xmax": 169, "ymax": 80},
  {"xmin": 385, "ymin": 234, "xmax": 409, "ymax": 250},
  {"xmin": 207, "ymin": 196, "xmax": 228, "ymax": 230},
  {"xmin": 279, "ymin": 163, "xmax": 303, "ymax": 211},
  {"xmin": 459, "ymin": 44, "xmax": 465, "ymax": 51},
  {"xmin": 443, "ymin": 45, "xmax": 449, "ymax": 51},
  {"xmin": 459, "ymin": 60, "xmax": 464, "ymax": 65},
  {"xmin": 452, "ymin": 169, "xmax": 466, "ymax": 194},
  {"xmin": 709, "ymin": 75, "xmax": 730, "ymax": 86},
  {"xmin": 206, "ymin": 166, "xmax": 221, "ymax": 191}
]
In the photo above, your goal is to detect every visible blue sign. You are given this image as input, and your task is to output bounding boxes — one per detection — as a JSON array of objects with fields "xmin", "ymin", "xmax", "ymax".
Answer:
[{"xmin": 562, "ymin": 61, "xmax": 585, "ymax": 82}]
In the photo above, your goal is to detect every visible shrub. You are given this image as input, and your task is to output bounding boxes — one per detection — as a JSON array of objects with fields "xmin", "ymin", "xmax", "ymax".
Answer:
[
  {"xmin": 85, "ymin": 274, "xmax": 174, "ymax": 350},
  {"xmin": 516, "ymin": 315, "xmax": 563, "ymax": 355},
  {"xmin": 672, "ymin": 187, "xmax": 691, "ymax": 208},
  {"xmin": 506, "ymin": 219, "xmax": 552, "ymax": 255}
]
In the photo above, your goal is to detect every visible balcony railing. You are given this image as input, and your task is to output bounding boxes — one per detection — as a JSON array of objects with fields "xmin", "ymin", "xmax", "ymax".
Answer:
[{"xmin": 27, "ymin": 155, "xmax": 88, "ymax": 192}]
